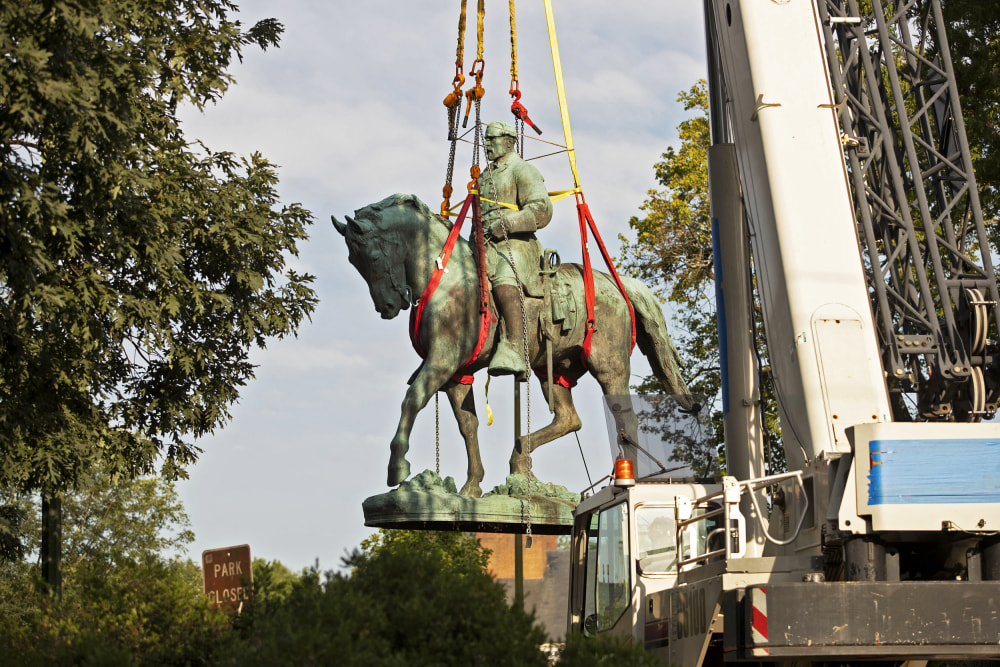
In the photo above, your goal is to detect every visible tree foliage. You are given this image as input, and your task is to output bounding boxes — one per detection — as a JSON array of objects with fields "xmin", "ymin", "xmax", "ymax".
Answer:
[
  {"xmin": 941, "ymin": 0, "xmax": 1000, "ymax": 225},
  {"xmin": 0, "ymin": 0, "xmax": 318, "ymax": 494},
  {"xmin": 219, "ymin": 530, "xmax": 549, "ymax": 666},
  {"xmin": 622, "ymin": 85, "xmax": 713, "ymax": 309},
  {"xmin": 619, "ymin": 83, "xmax": 721, "ymax": 476},
  {"xmin": 0, "ymin": 557, "xmax": 228, "ymax": 666},
  {"xmin": 619, "ymin": 82, "xmax": 784, "ymax": 477},
  {"xmin": 1, "ymin": 469, "xmax": 193, "ymax": 570},
  {"xmin": 0, "ymin": 471, "xmax": 227, "ymax": 665},
  {"xmin": 559, "ymin": 631, "xmax": 660, "ymax": 667},
  {"xmin": 2, "ymin": 512, "xmax": 666, "ymax": 664}
]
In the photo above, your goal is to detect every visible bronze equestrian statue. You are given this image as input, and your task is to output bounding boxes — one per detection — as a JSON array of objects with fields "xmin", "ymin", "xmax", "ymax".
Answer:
[{"xmin": 333, "ymin": 186, "xmax": 689, "ymax": 498}]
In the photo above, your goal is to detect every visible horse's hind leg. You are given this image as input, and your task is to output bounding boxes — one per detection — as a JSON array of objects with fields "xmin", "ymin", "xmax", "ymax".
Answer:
[
  {"xmin": 509, "ymin": 380, "xmax": 582, "ymax": 475},
  {"xmin": 445, "ymin": 382, "xmax": 484, "ymax": 497}
]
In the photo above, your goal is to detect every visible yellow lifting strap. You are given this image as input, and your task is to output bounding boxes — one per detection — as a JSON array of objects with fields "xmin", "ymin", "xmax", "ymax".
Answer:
[
  {"xmin": 475, "ymin": 0, "xmax": 485, "ymax": 62},
  {"xmin": 456, "ymin": 0, "xmax": 468, "ymax": 68},
  {"xmin": 547, "ymin": 188, "xmax": 580, "ymax": 204},
  {"xmin": 478, "ymin": 195, "xmax": 520, "ymax": 211},
  {"xmin": 451, "ymin": 190, "xmax": 577, "ymax": 216},
  {"xmin": 542, "ymin": 0, "xmax": 582, "ymax": 196},
  {"xmin": 509, "ymin": 0, "xmax": 518, "ymax": 82}
]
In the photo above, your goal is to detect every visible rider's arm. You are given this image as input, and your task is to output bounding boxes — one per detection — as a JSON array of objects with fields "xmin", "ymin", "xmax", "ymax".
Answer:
[{"xmin": 505, "ymin": 163, "xmax": 553, "ymax": 233}]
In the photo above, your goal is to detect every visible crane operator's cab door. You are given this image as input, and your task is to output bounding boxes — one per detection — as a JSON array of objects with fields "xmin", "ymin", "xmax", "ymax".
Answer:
[{"xmin": 575, "ymin": 500, "xmax": 632, "ymax": 638}]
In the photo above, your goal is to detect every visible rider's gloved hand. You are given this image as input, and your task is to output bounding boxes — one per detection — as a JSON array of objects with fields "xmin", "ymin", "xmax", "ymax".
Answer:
[{"xmin": 483, "ymin": 209, "xmax": 507, "ymax": 240}]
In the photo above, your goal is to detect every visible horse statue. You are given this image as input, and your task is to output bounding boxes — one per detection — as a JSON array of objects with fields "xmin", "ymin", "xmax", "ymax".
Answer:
[{"xmin": 332, "ymin": 193, "xmax": 688, "ymax": 497}]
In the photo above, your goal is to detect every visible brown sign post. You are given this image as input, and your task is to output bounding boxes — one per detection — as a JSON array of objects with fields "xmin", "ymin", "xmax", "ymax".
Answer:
[{"xmin": 202, "ymin": 544, "xmax": 253, "ymax": 611}]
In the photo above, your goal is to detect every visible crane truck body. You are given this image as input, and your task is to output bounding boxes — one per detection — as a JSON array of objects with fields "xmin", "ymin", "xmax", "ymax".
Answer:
[{"xmin": 567, "ymin": 1, "xmax": 1000, "ymax": 663}]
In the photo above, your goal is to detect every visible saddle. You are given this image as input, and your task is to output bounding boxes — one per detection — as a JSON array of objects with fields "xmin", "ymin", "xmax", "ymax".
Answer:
[{"xmin": 537, "ymin": 248, "xmax": 577, "ymax": 338}]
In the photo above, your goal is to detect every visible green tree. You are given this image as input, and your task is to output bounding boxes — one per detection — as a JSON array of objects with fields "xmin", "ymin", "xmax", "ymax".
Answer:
[
  {"xmin": 940, "ymin": 0, "xmax": 1000, "ymax": 225},
  {"xmin": 1, "ymin": 469, "xmax": 193, "ymax": 571},
  {"xmin": 0, "ymin": 471, "xmax": 228, "ymax": 665},
  {"xmin": 220, "ymin": 530, "xmax": 549, "ymax": 666},
  {"xmin": 0, "ymin": 557, "xmax": 228, "ymax": 666},
  {"xmin": 0, "ymin": 0, "xmax": 317, "ymax": 495},
  {"xmin": 0, "ymin": 503, "xmax": 26, "ymax": 563},
  {"xmin": 619, "ymin": 82, "xmax": 784, "ymax": 477},
  {"xmin": 250, "ymin": 557, "xmax": 300, "ymax": 606},
  {"xmin": 619, "ymin": 82, "xmax": 719, "ymax": 476},
  {"xmin": 558, "ymin": 631, "xmax": 660, "ymax": 667},
  {"xmin": 355, "ymin": 527, "xmax": 492, "ymax": 574}
]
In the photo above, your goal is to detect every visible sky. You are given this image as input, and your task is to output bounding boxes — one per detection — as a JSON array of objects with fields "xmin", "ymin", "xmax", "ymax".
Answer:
[{"xmin": 175, "ymin": 0, "xmax": 708, "ymax": 572}]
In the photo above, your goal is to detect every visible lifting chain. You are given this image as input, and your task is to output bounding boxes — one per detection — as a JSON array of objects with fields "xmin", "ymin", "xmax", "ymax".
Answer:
[
  {"xmin": 435, "ymin": 393, "xmax": 440, "ymax": 475},
  {"xmin": 442, "ymin": 100, "xmax": 460, "ymax": 217},
  {"xmin": 441, "ymin": 0, "xmax": 467, "ymax": 217},
  {"xmin": 467, "ymin": 96, "xmax": 483, "ymax": 192}
]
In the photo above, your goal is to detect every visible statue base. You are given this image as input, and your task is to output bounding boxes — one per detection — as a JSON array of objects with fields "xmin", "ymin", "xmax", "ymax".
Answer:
[{"xmin": 362, "ymin": 470, "xmax": 580, "ymax": 535}]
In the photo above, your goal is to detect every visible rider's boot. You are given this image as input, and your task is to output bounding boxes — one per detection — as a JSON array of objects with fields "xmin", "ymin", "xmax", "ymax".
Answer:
[{"xmin": 489, "ymin": 284, "xmax": 529, "ymax": 378}]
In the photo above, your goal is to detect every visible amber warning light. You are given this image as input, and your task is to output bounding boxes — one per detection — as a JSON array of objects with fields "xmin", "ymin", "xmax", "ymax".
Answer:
[{"xmin": 614, "ymin": 457, "xmax": 635, "ymax": 487}]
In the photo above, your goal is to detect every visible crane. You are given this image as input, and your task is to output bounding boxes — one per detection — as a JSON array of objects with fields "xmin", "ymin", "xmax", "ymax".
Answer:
[{"xmin": 566, "ymin": 1, "xmax": 1000, "ymax": 664}]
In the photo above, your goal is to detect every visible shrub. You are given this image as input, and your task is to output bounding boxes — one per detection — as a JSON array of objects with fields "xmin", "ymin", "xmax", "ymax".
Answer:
[
  {"xmin": 216, "ymin": 531, "xmax": 549, "ymax": 666},
  {"xmin": 0, "ymin": 557, "xmax": 229, "ymax": 666}
]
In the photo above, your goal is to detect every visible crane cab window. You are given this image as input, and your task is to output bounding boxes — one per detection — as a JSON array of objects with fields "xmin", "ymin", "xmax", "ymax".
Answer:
[
  {"xmin": 636, "ymin": 503, "xmax": 723, "ymax": 573},
  {"xmin": 636, "ymin": 506, "xmax": 677, "ymax": 574},
  {"xmin": 581, "ymin": 502, "xmax": 630, "ymax": 633}
]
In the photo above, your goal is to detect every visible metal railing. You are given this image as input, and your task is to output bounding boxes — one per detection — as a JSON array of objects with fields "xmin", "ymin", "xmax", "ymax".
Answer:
[{"xmin": 674, "ymin": 471, "xmax": 808, "ymax": 571}]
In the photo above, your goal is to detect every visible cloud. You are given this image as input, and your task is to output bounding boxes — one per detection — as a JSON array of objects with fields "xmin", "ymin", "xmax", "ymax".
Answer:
[{"xmin": 177, "ymin": 0, "xmax": 708, "ymax": 572}]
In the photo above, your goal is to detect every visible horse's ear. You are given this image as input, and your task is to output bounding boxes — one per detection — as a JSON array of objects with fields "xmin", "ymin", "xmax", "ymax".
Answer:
[
  {"xmin": 346, "ymin": 215, "xmax": 365, "ymax": 235},
  {"xmin": 331, "ymin": 214, "xmax": 366, "ymax": 236}
]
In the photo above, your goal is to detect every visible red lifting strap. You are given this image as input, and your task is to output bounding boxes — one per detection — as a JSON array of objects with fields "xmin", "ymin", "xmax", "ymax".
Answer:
[
  {"xmin": 577, "ymin": 197, "xmax": 636, "ymax": 363},
  {"xmin": 409, "ymin": 193, "xmax": 493, "ymax": 384}
]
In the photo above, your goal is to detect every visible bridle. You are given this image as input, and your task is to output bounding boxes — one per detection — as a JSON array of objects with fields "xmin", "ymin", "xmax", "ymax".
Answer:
[{"xmin": 347, "ymin": 218, "xmax": 413, "ymax": 311}]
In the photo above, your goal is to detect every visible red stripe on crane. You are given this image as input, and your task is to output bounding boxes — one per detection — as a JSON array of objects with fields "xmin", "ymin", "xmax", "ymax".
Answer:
[{"xmin": 751, "ymin": 587, "xmax": 769, "ymax": 654}]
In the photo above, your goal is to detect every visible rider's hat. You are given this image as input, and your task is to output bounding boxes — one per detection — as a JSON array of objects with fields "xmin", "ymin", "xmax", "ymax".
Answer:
[{"xmin": 485, "ymin": 120, "xmax": 517, "ymax": 139}]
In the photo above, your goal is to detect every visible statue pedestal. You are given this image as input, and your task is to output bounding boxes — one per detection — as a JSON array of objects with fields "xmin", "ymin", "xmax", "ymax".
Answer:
[{"xmin": 362, "ymin": 470, "xmax": 579, "ymax": 535}]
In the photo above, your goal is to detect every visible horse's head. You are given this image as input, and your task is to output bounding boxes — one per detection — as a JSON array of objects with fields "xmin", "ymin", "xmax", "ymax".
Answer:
[{"xmin": 332, "ymin": 194, "xmax": 432, "ymax": 320}]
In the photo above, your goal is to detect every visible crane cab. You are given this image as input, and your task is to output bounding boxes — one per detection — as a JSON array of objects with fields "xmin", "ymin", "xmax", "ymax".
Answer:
[
  {"xmin": 567, "ymin": 478, "xmax": 722, "ymax": 656},
  {"xmin": 567, "ymin": 394, "xmax": 722, "ymax": 657}
]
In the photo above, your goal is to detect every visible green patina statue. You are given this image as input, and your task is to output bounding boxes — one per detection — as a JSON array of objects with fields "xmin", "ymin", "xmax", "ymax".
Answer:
[
  {"xmin": 477, "ymin": 120, "xmax": 553, "ymax": 377},
  {"xmin": 333, "ymin": 179, "xmax": 690, "ymax": 499}
]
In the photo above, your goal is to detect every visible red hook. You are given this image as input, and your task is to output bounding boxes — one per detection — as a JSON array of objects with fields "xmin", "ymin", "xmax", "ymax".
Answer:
[
  {"xmin": 509, "ymin": 80, "xmax": 541, "ymax": 134},
  {"xmin": 510, "ymin": 97, "xmax": 542, "ymax": 135}
]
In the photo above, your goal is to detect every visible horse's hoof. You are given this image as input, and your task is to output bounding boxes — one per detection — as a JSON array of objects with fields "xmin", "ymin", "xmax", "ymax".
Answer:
[
  {"xmin": 459, "ymin": 481, "xmax": 483, "ymax": 498},
  {"xmin": 387, "ymin": 458, "xmax": 411, "ymax": 487}
]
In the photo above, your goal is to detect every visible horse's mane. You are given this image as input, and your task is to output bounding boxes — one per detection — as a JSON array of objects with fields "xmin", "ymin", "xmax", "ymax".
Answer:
[
  {"xmin": 356, "ymin": 193, "xmax": 451, "ymax": 230},
  {"xmin": 347, "ymin": 193, "xmax": 469, "ymax": 282}
]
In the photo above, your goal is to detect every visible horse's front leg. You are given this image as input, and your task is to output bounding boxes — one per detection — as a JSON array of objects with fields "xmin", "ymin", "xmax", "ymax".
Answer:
[
  {"xmin": 444, "ymin": 382, "xmax": 483, "ymax": 497},
  {"xmin": 388, "ymin": 359, "xmax": 456, "ymax": 487}
]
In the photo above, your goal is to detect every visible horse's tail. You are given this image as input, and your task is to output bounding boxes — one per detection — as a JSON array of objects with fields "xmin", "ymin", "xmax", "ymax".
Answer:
[{"xmin": 623, "ymin": 277, "xmax": 690, "ymax": 397}]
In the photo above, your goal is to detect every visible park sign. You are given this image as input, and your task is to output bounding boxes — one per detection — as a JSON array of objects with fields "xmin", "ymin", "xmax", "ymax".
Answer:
[{"xmin": 202, "ymin": 544, "xmax": 253, "ymax": 611}]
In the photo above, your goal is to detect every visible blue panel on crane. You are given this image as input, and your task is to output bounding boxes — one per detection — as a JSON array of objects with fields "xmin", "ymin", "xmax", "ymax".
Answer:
[{"xmin": 867, "ymin": 439, "xmax": 1000, "ymax": 505}]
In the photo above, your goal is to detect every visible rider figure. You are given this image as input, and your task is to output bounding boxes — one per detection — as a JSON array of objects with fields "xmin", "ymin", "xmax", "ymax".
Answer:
[{"xmin": 477, "ymin": 120, "xmax": 553, "ymax": 377}]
